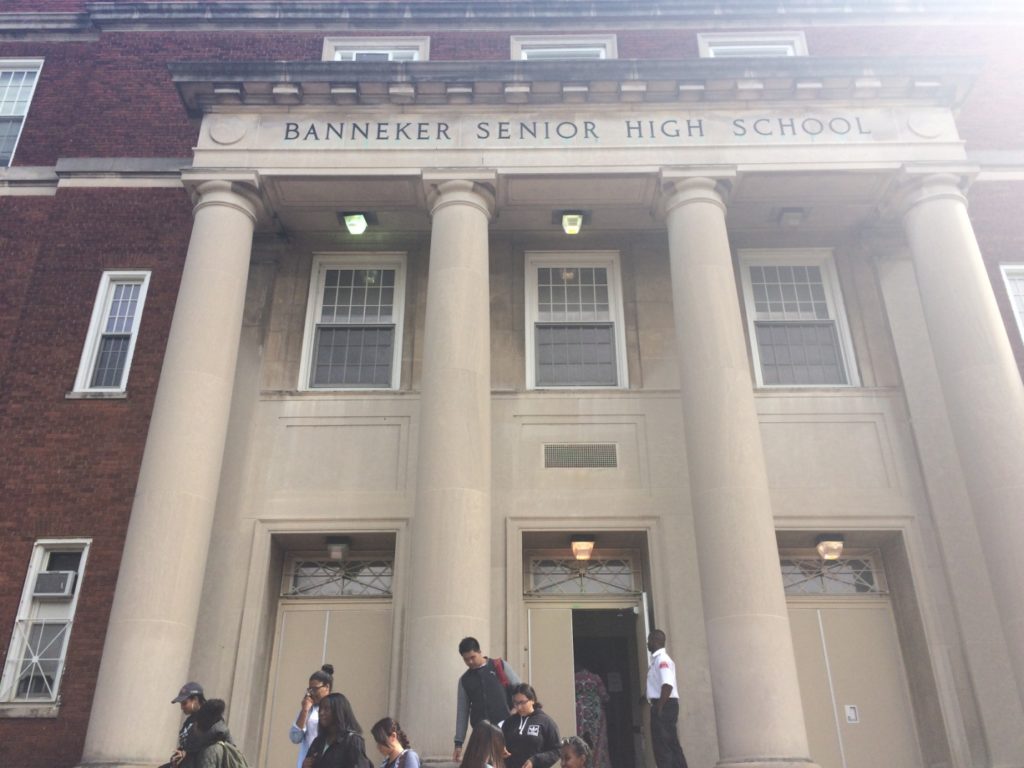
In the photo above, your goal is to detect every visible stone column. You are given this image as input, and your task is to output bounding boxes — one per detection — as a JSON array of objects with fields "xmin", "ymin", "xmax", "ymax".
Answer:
[
  {"xmin": 897, "ymin": 172, "xmax": 1024, "ymax": 707},
  {"xmin": 663, "ymin": 176, "xmax": 817, "ymax": 768},
  {"xmin": 402, "ymin": 178, "xmax": 495, "ymax": 757},
  {"xmin": 80, "ymin": 179, "xmax": 261, "ymax": 767}
]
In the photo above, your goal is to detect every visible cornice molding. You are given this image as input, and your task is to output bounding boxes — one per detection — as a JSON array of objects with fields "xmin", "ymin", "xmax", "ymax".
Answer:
[
  {"xmin": 79, "ymin": 1, "xmax": 1024, "ymax": 32},
  {"xmin": 170, "ymin": 56, "xmax": 980, "ymax": 116}
]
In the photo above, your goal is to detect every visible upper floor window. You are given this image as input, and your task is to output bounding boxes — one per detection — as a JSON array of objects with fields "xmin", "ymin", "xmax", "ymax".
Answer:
[
  {"xmin": 781, "ymin": 554, "xmax": 886, "ymax": 596},
  {"xmin": 511, "ymin": 35, "xmax": 617, "ymax": 61},
  {"xmin": 1, "ymin": 60, "xmax": 43, "ymax": 167},
  {"xmin": 73, "ymin": 271, "xmax": 151, "ymax": 394},
  {"xmin": 300, "ymin": 253, "xmax": 407, "ymax": 391},
  {"xmin": 1000, "ymin": 265, "xmax": 1024, "ymax": 344},
  {"xmin": 1, "ymin": 539, "xmax": 90, "ymax": 707},
  {"xmin": 323, "ymin": 37, "xmax": 430, "ymax": 62},
  {"xmin": 525, "ymin": 251, "xmax": 628, "ymax": 389},
  {"xmin": 698, "ymin": 32, "xmax": 807, "ymax": 58},
  {"xmin": 739, "ymin": 249, "xmax": 858, "ymax": 387}
]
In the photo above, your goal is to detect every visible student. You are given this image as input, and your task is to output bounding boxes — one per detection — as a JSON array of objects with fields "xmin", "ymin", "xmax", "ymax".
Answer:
[
  {"xmin": 454, "ymin": 637, "xmax": 521, "ymax": 760},
  {"xmin": 558, "ymin": 737, "xmax": 592, "ymax": 768},
  {"xmin": 458, "ymin": 720, "xmax": 507, "ymax": 768},
  {"xmin": 163, "ymin": 681, "xmax": 206, "ymax": 768},
  {"xmin": 371, "ymin": 717, "xmax": 421, "ymax": 768},
  {"xmin": 179, "ymin": 699, "xmax": 249, "ymax": 768},
  {"xmin": 501, "ymin": 684, "xmax": 561, "ymax": 768},
  {"xmin": 290, "ymin": 664, "xmax": 336, "ymax": 768},
  {"xmin": 304, "ymin": 692, "xmax": 370, "ymax": 768}
]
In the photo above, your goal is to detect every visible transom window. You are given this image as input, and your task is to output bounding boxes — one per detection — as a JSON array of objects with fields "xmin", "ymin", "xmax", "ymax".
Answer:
[
  {"xmin": 1, "ymin": 60, "xmax": 42, "ymax": 167},
  {"xmin": 527, "ymin": 557, "xmax": 639, "ymax": 595},
  {"xmin": 739, "ymin": 249, "xmax": 858, "ymax": 387},
  {"xmin": 1, "ymin": 540, "xmax": 90, "ymax": 706},
  {"xmin": 526, "ymin": 252, "xmax": 628, "ymax": 389},
  {"xmin": 284, "ymin": 558, "xmax": 394, "ymax": 598},
  {"xmin": 73, "ymin": 271, "xmax": 151, "ymax": 394},
  {"xmin": 511, "ymin": 35, "xmax": 617, "ymax": 61},
  {"xmin": 301, "ymin": 254, "xmax": 406, "ymax": 390},
  {"xmin": 1000, "ymin": 265, "xmax": 1024, "ymax": 344},
  {"xmin": 323, "ymin": 37, "xmax": 430, "ymax": 62},
  {"xmin": 780, "ymin": 556, "xmax": 885, "ymax": 596},
  {"xmin": 698, "ymin": 32, "xmax": 807, "ymax": 58}
]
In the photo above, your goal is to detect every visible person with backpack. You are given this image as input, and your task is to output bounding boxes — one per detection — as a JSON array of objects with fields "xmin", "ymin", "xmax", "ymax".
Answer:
[
  {"xmin": 453, "ymin": 637, "xmax": 521, "ymax": 761},
  {"xmin": 178, "ymin": 699, "xmax": 249, "ymax": 768},
  {"xmin": 304, "ymin": 693, "xmax": 372, "ymax": 768}
]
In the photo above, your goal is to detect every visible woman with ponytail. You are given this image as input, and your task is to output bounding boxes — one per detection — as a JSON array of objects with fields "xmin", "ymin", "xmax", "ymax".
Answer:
[
  {"xmin": 371, "ymin": 717, "xmax": 420, "ymax": 768},
  {"xmin": 290, "ymin": 664, "xmax": 335, "ymax": 768}
]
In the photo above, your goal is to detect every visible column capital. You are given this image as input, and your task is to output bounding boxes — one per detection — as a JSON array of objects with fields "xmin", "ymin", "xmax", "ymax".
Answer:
[
  {"xmin": 425, "ymin": 176, "xmax": 496, "ymax": 220},
  {"xmin": 883, "ymin": 165, "xmax": 977, "ymax": 219},
  {"xmin": 660, "ymin": 174, "xmax": 732, "ymax": 218},
  {"xmin": 181, "ymin": 170, "xmax": 266, "ymax": 224}
]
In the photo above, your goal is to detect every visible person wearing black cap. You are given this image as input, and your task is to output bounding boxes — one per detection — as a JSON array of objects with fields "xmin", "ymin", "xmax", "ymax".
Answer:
[{"xmin": 161, "ymin": 681, "xmax": 206, "ymax": 768}]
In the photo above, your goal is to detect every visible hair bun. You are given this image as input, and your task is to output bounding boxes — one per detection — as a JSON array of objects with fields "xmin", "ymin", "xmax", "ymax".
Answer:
[{"xmin": 322, "ymin": 664, "xmax": 335, "ymax": 675}]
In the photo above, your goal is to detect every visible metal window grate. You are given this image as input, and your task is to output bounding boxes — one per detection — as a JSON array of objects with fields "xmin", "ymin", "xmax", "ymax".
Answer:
[{"xmin": 544, "ymin": 443, "xmax": 618, "ymax": 469}]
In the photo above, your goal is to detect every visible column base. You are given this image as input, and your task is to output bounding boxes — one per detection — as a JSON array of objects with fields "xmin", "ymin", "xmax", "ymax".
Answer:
[{"xmin": 717, "ymin": 760, "xmax": 820, "ymax": 768}]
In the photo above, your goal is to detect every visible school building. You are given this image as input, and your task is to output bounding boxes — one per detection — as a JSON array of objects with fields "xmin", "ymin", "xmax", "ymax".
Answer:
[{"xmin": 3, "ymin": 2, "xmax": 1024, "ymax": 767}]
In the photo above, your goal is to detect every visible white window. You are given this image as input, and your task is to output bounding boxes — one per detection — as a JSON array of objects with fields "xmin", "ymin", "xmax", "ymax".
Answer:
[
  {"xmin": 73, "ymin": 271, "xmax": 151, "ymax": 394},
  {"xmin": 511, "ymin": 35, "xmax": 617, "ymax": 61},
  {"xmin": 300, "ymin": 253, "xmax": 407, "ymax": 390},
  {"xmin": 1, "ymin": 59, "xmax": 43, "ymax": 167},
  {"xmin": 739, "ymin": 249, "xmax": 858, "ymax": 387},
  {"xmin": 322, "ymin": 37, "xmax": 430, "ymax": 62},
  {"xmin": 1000, "ymin": 265, "xmax": 1024, "ymax": 344},
  {"xmin": 1, "ymin": 539, "xmax": 90, "ymax": 706},
  {"xmin": 526, "ymin": 251, "xmax": 628, "ymax": 389},
  {"xmin": 698, "ymin": 32, "xmax": 807, "ymax": 58}
]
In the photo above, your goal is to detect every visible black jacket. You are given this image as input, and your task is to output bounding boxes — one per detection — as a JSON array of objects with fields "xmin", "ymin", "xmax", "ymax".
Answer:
[
  {"xmin": 501, "ymin": 709, "xmax": 561, "ymax": 768},
  {"xmin": 460, "ymin": 659, "xmax": 513, "ymax": 728},
  {"xmin": 307, "ymin": 730, "xmax": 371, "ymax": 768}
]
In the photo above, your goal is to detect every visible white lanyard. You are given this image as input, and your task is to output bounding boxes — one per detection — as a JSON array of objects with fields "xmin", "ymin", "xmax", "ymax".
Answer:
[{"xmin": 518, "ymin": 715, "xmax": 530, "ymax": 736}]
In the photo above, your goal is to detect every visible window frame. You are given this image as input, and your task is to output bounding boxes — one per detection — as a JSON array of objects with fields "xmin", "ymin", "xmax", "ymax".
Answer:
[
  {"xmin": 1000, "ymin": 264, "xmax": 1024, "ymax": 345},
  {"xmin": 322, "ymin": 37, "xmax": 430, "ymax": 62},
  {"xmin": 0, "ymin": 58, "xmax": 44, "ymax": 168},
  {"xmin": 698, "ymin": 31, "xmax": 808, "ymax": 58},
  {"xmin": 739, "ymin": 248, "xmax": 859, "ymax": 388},
  {"xmin": 525, "ymin": 250, "xmax": 628, "ymax": 390},
  {"xmin": 299, "ymin": 252, "xmax": 407, "ymax": 392},
  {"xmin": 0, "ymin": 538, "xmax": 91, "ymax": 711},
  {"xmin": 511, "ymin": 35, "xmax": 617, "ymax": 61},
  {"xmin": 72, "ymin": 270, "xmax": 151, "ymax": 395}
]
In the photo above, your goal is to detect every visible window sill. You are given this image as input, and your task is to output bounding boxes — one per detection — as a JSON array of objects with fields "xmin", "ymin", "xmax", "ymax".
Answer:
[
  {"xmin": 65, "ymin": 390, "xmax": 128, "ymax": 400},
  {"xmin": 0, "ymin": 702, "xmax": 60, "ymax": 718}
]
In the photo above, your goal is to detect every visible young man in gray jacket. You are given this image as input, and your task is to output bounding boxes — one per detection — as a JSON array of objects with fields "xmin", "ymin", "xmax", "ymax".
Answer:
[{"xmin": 452, "ymin": 636, "xmax": 521, "ymax": 760}]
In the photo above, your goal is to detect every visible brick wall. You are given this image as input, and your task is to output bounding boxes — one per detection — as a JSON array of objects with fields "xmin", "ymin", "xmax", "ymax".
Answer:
[{"xmin": 0, "ymin": 188, "xmax": 192, "ymax": 768}]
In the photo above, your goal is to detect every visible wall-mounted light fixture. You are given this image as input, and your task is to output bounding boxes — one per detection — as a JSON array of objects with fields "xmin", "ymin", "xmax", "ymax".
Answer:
[
  {"xmin": 571, "ymin": 535, "xmax": 596, "ymax": 561},
  {"xmin": 815, "ymin": 533, "xmax": 844, "ymax": 561},
  {"xmin": 326, "ymin": 536, "xmax": 352, "ymax": 561},
  {"xmin": 338, "ymin": 212, "xmax": 379, "ymax": 235}
]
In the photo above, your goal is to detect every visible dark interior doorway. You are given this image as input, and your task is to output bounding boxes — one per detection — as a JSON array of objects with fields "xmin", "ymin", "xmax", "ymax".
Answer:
[{"xmin": 572, "ymin": 609, "xmax": 640, "ymax": 768}]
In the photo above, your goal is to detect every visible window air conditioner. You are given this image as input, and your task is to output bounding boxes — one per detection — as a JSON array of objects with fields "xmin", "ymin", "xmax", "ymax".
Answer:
[{"xmin": 32, "ymin": 570, "xmax": 76, "ymax": 599}]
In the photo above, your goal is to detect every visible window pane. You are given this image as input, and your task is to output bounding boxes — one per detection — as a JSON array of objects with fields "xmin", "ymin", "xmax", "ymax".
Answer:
[
  {"xmin": 287, "ymin": 559, "xmax": 394, "ymax": 597},
  {"xmin": 536, "ymin": 323, "xmax": 616, "ymax": 386},
  {"xmin": 755, "ymin": 321, "xmax": 847, "ymax": 385},
  {"xmin": 0, "ymin": 116, "xmax": 23, "ymax": 166},
  {"xmin": 312, "ymin": 326, "xmax": 395, "ymax": 387},
  {"xmin": 749, "ymin": 264, "xmax": 832, "ymax": 322},
  {"xmin": 322, "ymin": 268, "xmax": 396, "ymax": 324},
  {"xmin": 536, "ymin": 266, "xmax": 611, "ymax": 322},
  {"xmin": 91, "ymin": 335, "xmax": 130, "ymax": 387},
  {"xmin": 14, "ymin": 621, "xmax": 69, "ymax": 700}
]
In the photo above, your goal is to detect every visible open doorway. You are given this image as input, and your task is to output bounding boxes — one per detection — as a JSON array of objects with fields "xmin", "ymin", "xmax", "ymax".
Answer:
[{"xmin": 572, "ymin": 609, "xmax": 642, "ymax": 768}]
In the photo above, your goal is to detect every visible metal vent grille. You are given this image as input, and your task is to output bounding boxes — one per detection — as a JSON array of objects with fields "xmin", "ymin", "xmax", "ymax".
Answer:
[{"xmin": 544, "ymin": 443, "xmax": 618, "ymax": 469}]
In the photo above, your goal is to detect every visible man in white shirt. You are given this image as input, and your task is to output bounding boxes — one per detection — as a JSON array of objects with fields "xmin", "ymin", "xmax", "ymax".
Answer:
[{"xmin": 646, "ymin": 630, "xmax": 688, "ymax": 768}]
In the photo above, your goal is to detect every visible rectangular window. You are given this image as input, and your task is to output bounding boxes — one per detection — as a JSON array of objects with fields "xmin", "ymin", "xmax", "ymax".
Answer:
[
  {"xmin": 698, "ymin": 32, "xmax": 807, "ymax": 58},
  {"xmin": 1000, "ymin": 265, "xmax": 1024, "ymax": 344},
  {"xmin": 300, "ymin": 254, "xmax": 406, "ymax": 390},
  {"xmin": 73, "ymin": 271, "xmax": 151, "ymax": 394},
  {"xmin": 322, "ymin": 37, "xmax": 430, "ymax": 62},
  {"xmin": 1, "ymin": 60, "xmax": 43, "ymax": 167},
  {"xmin": 526, "ymin": 252, "xmax": 628, "ymax": 389},
  {"xmin": 740, "ymin": 249, "xmax": 858, "ymax": 387},
  {"xmin": 0, "ymin": 540, "xmax": 90, "ymax": 706},
  {"xmin": 511, "ymin": 35, "xmax": 617, "ymax": 61}
]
